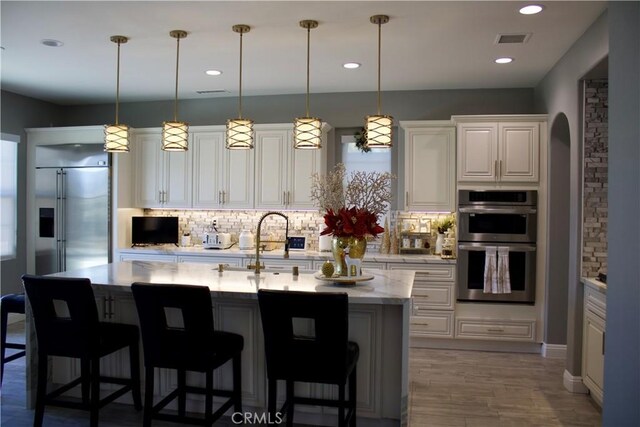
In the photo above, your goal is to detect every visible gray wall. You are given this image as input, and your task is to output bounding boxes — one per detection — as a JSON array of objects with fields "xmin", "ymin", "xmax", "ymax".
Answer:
[
  {"xmin": 534, "ymin": 11, "xmax": 608, "ymax": 375},
  {"xmin": 603, "ymin": 2, "xmax": 639, "ymax": 425},
  {"xmin": 61, "ymin": 88, "xmax": 534, "ymax": 128},
  {"xmin": 0, "ymin": 90, "xmax": 63, "ymax": 294}
]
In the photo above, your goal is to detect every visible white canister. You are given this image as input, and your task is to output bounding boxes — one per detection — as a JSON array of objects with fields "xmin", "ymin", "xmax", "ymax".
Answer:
[
  {"xmin": 319, "ymin": 234, "xmax": 332, "ymax": 252},
  {"xmin": 239, "ymin": 230, "xmax": 255, "ymax": 250}
]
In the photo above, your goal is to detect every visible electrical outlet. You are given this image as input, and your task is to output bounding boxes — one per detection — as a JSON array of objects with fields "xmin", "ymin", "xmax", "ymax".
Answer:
[{"xmin": 211, "ymin": 218, "xmax": 218, "ymax": 231}]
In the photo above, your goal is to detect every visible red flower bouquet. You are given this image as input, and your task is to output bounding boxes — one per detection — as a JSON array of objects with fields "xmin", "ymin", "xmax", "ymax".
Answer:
[{"xmin": 321, "ymin": 207, "xmax": 385, "ymax": 238}]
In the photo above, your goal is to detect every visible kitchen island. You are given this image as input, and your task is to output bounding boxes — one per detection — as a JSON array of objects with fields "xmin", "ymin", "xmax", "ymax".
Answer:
[{"xmin": 27, "ymin": 261, "xmax": 414, "ymax": 426}]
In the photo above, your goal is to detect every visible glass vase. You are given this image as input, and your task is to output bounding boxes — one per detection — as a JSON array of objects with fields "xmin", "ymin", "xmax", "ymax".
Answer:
[{"xmin": 332, "ymin": 236, "xmax": 367, "ymax": 276}]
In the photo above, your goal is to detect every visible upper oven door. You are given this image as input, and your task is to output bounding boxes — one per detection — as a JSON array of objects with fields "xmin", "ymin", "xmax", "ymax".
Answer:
[{"xmin": 458, "ymin": 206, "xmax": 537, "ymax": 243}]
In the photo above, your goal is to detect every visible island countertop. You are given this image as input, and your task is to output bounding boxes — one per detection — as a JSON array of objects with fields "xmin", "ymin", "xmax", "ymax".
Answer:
[{"xmin": 48, "ymin": 261, "xmax": 415, "ymax": 305}]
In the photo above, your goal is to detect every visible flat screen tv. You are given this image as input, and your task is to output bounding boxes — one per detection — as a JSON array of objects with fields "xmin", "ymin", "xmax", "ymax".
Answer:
[{"xmin": 132, "ymin": 216, "xmax": 179, "ymax": 246}]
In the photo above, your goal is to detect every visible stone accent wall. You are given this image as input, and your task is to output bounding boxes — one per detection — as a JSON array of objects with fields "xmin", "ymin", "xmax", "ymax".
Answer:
[
  {"xmin": 582, "ymin": 80, "xmax": 608, "ymax": 277},
  {"xmin": 143, "ymin": 209, "xmax": 453, "ymax": 253}
]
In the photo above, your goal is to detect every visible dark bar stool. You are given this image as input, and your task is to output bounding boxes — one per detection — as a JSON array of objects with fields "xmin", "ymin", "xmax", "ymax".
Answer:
[
  {"xmin": 258, "ymin": 289, "xmax": 359, "ymax": 427},
  {"xmin": 22, "ymin": 274, "xmax": 142, "ymax": 427},
  {"xmin": 1, "ymin": 293, "xmax": 26, "ymax": 386},
  {"xmin": 131, "ymin": 282, "xmax": 243, "ymax": 427}
]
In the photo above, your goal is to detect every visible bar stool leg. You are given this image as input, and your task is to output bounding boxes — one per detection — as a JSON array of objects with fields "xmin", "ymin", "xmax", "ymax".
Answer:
[
  {"xmin": 338, "ymin": 384, "xmax": 346, "ymax": 427},
  {"xmin": 177, "ymin": 369, "xmax": 186, "ymax": 417},
  {"xmin": 81, "ymin": 358, "xmax": 90, "ymax": 406},
  {"xmin": 205, "ymin": 369, "xmax": 213, "ymax": 426},
  {"xmin": 232, "ymin": 353, "xmax": 242, "ymax": 413},
  {"xmin": 267, "ymin": 378, "xmax": 277, "ymax": 418},
  {"xmin": 285, "ymin": 380, "xmax": 294, "ymax": 427},
  {"xmin": 129, "ymin": 341, "xmax": 142, "ymax": 410},
  {"xmin": 143, "ymin": 367, "xmax": 154, "ymax": 427},
  {"xmin": 0, "ymin": 303, "xmax": 7, "ymax": 385},
  {"xmin": 349, "ymin": 369, "xmax": 357, "ymax": 427},
  {"xmin": 34, "ymin": 352, "xmax": 48, "ymax": 427},
  {"xmin": 89, "ymin": 357, "xmax": 100, "ymax": 427}
]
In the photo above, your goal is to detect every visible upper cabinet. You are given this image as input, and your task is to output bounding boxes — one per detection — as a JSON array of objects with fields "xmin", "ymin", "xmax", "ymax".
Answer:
[
  {"xmin": 453, "ymin": 115, "xmax": 545, "ymax": 184},
  {"xmin": 255, "ymin": 124, "xmax": 329, "ymax": 210},
  {"xmin": 192, "ymin": 129, "xmax": 254, "ymax": 209},
  {"xmin": 401, "ymin": 121, "xmax": 456, "ymax": 212},
  {"xmin": 134, "ymin": 129, "xmax": 192, "ymax": 208}
]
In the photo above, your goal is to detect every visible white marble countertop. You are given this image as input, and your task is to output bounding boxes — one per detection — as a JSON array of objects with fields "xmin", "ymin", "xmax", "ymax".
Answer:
[
  {"xmin": 49, "ymin": 261, "xmax": 415, "ymax": 305},
  {"xmin": 581, "ymin": 276, "xmax": 607, "ymax": 293},
  {"xmin": 118, "ymin": 245, "xmax": 456, "ymax": 265}
]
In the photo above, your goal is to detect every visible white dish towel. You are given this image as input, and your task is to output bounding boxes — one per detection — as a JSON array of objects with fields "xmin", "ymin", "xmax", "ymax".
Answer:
[
  {"xmin": 483, "ymin": 246, "xmax": 498, "ymax": 294},
  {"xmin": 497, "ymin": 246, "xmax": 512, "ymax": 294}
]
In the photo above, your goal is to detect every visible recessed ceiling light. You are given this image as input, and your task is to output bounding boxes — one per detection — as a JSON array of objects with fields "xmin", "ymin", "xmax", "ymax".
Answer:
[
  {"xmin": 343, "ymin": 62, "xmax": 361, "ymax": 69},
  {"xmin": 495, "ymin": 57, "xmax": 514, "ymax": 64},
  {"xmin": 519, "ymin": 5, "xmax": 544, "ymax": 15},
  {"xmin": 205, "ymin": 70, "xmax": 222, "ymax": 76},
  {"xmin": 41, "ymin": 39, "xmax": 64, "ymax": 47}
]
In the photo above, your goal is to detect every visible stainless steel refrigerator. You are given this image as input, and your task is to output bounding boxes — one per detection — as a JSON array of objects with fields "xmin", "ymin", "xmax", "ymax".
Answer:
[{"xmin": 35, "ymin": 144, "xmax": 110, "ymax": 275}]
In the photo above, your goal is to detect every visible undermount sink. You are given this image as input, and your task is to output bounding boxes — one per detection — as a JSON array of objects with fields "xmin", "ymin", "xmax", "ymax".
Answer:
[{"xmin": 214, "ymin": 265, "xmax": 314, "ymax": 275}]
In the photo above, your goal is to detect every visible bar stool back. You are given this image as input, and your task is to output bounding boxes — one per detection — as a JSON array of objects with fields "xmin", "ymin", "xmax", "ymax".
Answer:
[
  {"xmin": 131, "ymin": 282, "xmax": 243, "ymax": 427},
  {"xmin": 21, "ymin": 274, "xmax": 142, "ymax": 427},
  {"xmin": 258, "ymin": 289, "xmax": 359, "ymax": 427},
  {"xmin": 1, "ymin": 293, "xmax": 26, "ymax": 386}
]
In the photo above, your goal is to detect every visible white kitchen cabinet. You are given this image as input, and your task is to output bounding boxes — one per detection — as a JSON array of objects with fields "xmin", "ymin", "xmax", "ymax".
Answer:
[
  {"xmin": 454, "ymin": 116, "xmax": 543, "ymax": 184},
  {"xmin": 254, "ymin": 124, "xmax": 329, "ymax": 210},
  {"xmin": 388, "ymin": 263, "xmax": 456, "ymax": 338},
  {"xmin": 400, "ymin": 121, "xmax": 456, "ymax": 212},
  {"xmin": 118, "ymin": 253, "xmax": 178, "ymax": 263},
  {"xmin": 192, "ymin": 130, "xmax": 254, "ymax": 209},
  {"xmin": 582, "ymin": 281, "xmax": 606, "ymax": 406},
  {"xmin": 134, "ymin": 129, "xmax": 192, "ymax": 208}
]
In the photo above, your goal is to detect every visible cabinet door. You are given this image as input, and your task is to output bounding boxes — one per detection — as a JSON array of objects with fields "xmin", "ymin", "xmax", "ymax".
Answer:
[
  {"xmin": 583, "ymin": 312, "xmax": 605, "ymax": 403},
  {"xmin": 405, "ymin": 126, "xmax": 455, "ymax": 211},
  {"xmin": 457, "ymin": 123, "xmax": 498, "ymax": 182},
  {"xmin": 192, "ymin": 132, "xmax": 224, "ymax": 208},
  {"xmin": 255, "ymin": 130, "xmax": 288, "ymax": 209},
  {"xmin": 134, "ymin": 132, "xmax": 164, "ymax": 208},
  {"xmin": 223, "ymin": 147, "xmax": 255, "ymax": 209},
  {"xmin": 288, "ymin": 135, "xmax": 324, "ymax": 209},
  {"xmin": 498, "ymin": 123, "xmax": 539, "ymax": 182},
  {"xmin": 163, "ymin": 149, "xmax": 192, "ymax": 208}
]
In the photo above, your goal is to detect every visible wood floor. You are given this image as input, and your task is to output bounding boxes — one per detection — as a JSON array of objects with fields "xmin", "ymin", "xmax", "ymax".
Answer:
[{"xmin": 1, "ymin": 321, "xmax": 601, "ymax": 426}]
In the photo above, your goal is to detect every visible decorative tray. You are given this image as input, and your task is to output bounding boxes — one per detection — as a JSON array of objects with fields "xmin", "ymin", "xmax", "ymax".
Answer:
[{"xmin": 313, "ymin": 272, "xmax": 374, "ymax": 285}]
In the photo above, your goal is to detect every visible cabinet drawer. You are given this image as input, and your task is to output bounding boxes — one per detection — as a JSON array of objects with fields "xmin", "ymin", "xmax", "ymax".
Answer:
[
  {"xmin": 410, "ymin": 311, "xmax": 454, "ymax": 338},
  {"xmin": 388, "ymin": 264, "xmax": 455, "ymax": 281},
  {"xmin": 412, "ymin": 283, "xmax": 454, "ymax": 310},
  {"xmin": 455, "ymin": 318, "xmax": 535, "ymax": 341},
  {"xmin": 584, "ymin": 286, "xmax": 606, "ymax": 319}
]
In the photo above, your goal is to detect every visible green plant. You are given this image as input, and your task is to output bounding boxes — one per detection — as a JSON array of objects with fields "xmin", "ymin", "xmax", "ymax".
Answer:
[
  {"xmin": 354, "ymin": 128, "xmax": 371, "ymax": 153},
  {"xmin": 435, "ymin": 216, "xmax": 455, "ymax": 234}
]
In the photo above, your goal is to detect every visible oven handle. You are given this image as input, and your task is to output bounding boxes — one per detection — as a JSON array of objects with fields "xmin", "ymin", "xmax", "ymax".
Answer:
[
  {"xmin": 458, "ymin": 207, "xmax": 537, "ymax": 214},
  {"xmin": 458, "ymin": 243, "xmax": 537, "ymax": 252}
]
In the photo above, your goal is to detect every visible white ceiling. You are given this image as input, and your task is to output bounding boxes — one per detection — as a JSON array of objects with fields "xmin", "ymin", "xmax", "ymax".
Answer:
[{"xmin": 0, "ymin": 1, "xmax": 606, "ymax": 106}]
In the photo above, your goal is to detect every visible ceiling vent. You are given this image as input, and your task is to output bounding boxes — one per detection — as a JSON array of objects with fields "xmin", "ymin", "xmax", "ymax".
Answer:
[
  {"xmin": 495, "ymin": 33, "xmax": 531, "ymax": 44},
  {"xmin": 196, "ymin": 89, "xmax": 227, "ymax": 94}
]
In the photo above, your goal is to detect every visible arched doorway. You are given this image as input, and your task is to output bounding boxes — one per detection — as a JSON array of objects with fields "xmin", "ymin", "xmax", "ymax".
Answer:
[{"xmin": 545, "ymin": 113, "xmax": 571, "ymax": 345}]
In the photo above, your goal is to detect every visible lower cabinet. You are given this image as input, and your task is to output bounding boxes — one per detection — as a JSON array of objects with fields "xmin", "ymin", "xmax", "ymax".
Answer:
[
  {"xmin": 582, "ymin": 282, "xmax": 606, "ymax": 406},
  {"xmin": 455, "ymin": 318, "xmax": 536, "ymax": 341}
]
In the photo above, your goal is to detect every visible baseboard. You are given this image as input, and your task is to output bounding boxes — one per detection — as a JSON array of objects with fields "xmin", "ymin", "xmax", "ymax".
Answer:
[
  {"xmin": 563, "ymin": 369, "xmax": 589, "ymax": 394},
  {"xmin": 411, "ymin": 337, "xmax": 541, "ymax": 354},
  {"xmin": 541, "ymin": 343, "xmax": 567, "ymax": 358}
]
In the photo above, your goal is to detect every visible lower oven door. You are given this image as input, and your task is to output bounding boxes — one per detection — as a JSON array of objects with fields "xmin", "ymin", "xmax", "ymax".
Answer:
[{"xmin": 457, "ymin": 242, "xmax": 536, "ymax": 303}]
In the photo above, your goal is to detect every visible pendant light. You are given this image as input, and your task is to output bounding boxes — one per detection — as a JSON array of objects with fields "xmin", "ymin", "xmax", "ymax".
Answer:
[
  {"xmin": 364, "ymin": 15, "xmax": 393, "ymax": 148},
  {"xmin": 162, "ymin": 30, "xmax": 189, "ymax": 151},
  {"xmin": 226, "ymin": 24, "xmax": 254, "ymax": 149},
  {"xmin": 104, "ymin": 35, "xmax": 130, "ymax": 153},
  {"xmin": 293, "ymin": 20, "xmax": 322, "ymax": 149}
]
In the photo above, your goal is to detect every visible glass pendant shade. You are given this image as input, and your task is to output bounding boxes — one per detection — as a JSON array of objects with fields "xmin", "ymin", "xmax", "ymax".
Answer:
[
  {"xmin": 104, "ymin": 124, "xmax": 130, "ymax": 152},
  {"xmin": 293, "ymin": 116, "xmax": 322, "ymax": 149},
  {"xmin": 226, "ymin": 118, "xmax": 254, "ymax": 149},
  {"xmin": 162, "ymin": 121, "xmax": 189, "ymax": 151},
  {"xmin": 365, "ymin": 114, "xmax": 393, "ymax": 147}
]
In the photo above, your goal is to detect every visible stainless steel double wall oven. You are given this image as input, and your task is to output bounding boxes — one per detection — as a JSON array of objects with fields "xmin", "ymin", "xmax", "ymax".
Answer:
[{"xmin": 457, "ymin": 190, "xmax": 537, "ymax": 303}]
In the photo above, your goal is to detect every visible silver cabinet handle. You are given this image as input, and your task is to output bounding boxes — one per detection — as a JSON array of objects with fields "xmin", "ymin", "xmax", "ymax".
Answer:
[
  {"xmin": 487, "ymin": 328, "xmax": 504, "ymax": 332},
  {"xmin": 499, "ymin": 160, "xmax": 502, "ymax": 179},
  {"xmin": 102, "ymin": 297, "xmax": 108, "ymax": 319},
  {"xmin": 159, "ymin": 191, "xmax": 162, "ymax": 204},
  {"xmin": 222, "ymin": 191, "xmax": 226, "ymax": 204},
  {"xmin": 283, "ymin": 191, "xmax": 287, "ymax": 205},
  {"xmin": 494, "ymin": 160, "xmax": 498, "ymax": 181},
  {"xmin": 287, "ymin": 191, "xmax": 290, "ymax": 206},
  {"xmin": 406, "ymin": 191, "xmax": 409, "ymax": 208},
  {"xmin": 218, "ymin": 191, "xmax": 222, "ymax": 204}
]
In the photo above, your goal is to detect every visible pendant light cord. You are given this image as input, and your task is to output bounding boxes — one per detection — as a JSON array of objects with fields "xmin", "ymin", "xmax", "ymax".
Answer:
[
  {"xmin": 115, "ymin": 40, "xmax": 121, "ymax": 125},
  {"xmin": 238, "ymin": 31, "xmax": 244, "ymax": 118},
  {"xmin": 305, "ymin": 26, "xmax": 311, "ymax": 118},
  {"xmin": 377, "ymin": 20, "xmax": 382, "ymax": 115},
  {"xmin": 174, "ymin": 37, "xmax": 180, "ymax": 121}
]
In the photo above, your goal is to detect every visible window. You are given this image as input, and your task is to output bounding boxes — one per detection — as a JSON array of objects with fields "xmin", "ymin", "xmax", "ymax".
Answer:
[
  {"xmin": 341, "ymin": 134, "xmax": 392, "ymax": 177},
  {"xmin": 0, "ymin": 133, "xmax": 19, "ymax": 260}
]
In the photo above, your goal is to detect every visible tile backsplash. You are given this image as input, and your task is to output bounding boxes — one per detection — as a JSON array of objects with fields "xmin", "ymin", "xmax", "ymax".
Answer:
[{"xmin": 143, "ymin": 209, "xmax": 453, "ymax": 252}]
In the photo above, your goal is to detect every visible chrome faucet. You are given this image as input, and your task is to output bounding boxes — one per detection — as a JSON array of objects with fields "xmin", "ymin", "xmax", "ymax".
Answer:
[{"xmin": 249, "ymin": 211, "xmax": 290, "ymax": 274}]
